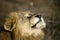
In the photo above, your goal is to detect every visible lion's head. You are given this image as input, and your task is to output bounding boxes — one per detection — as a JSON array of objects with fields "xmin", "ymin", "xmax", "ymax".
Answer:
[{"xmin": 4, "ymin": 11, "xmax": 46, "ymax": 40}]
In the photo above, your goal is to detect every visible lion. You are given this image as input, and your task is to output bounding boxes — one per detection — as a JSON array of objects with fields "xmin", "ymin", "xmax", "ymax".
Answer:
[{"xmin": 4, "ymin": 11, "xmax": 46, "ymax": 40}]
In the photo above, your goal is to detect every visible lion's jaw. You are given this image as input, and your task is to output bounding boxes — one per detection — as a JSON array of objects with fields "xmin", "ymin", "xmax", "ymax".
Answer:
[{"xmin": 16, "ymin": 15, "xmax": 46, "ymax": 37}]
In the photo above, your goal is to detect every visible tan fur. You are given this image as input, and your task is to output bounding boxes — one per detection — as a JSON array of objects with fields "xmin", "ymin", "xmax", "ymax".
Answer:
[{"xmin": 4, "ymin": 11, "xmax": 45, "ymax": 40}]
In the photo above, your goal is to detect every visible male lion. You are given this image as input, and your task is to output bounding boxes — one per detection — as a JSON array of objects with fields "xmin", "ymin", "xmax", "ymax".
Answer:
[{"xmin": 4, "ymin": 11, "xmax": 46, "ymax": 40}]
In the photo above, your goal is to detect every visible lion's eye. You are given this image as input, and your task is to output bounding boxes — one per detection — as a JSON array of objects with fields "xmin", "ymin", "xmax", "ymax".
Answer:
[{"xmin": 27, "ymin": 16, "xmax": 32, "ymax": 20}]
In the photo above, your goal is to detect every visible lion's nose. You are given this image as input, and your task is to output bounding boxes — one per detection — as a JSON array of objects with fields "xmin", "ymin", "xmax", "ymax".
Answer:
[
  {"xmin": 35, "ymin": 15, "xmax": 40, "ymax": 17},
  {"xmin": 35, "ymin": 15, "xmax": 41, "ymax": 21}
]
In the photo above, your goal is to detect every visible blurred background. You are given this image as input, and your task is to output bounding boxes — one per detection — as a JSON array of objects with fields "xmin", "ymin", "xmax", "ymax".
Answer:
[{"xmin": 0, "ymin": 0, "xmax": 60, "ymax": 40}]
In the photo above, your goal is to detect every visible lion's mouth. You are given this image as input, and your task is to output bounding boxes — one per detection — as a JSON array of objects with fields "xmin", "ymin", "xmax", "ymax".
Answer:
[
  {"xmin": 31, "ymin": 15, "xmax": 41, "ymax": 28},
  {"xmin": 31, "ymin": 15, "xmax": 46, "ymax": 29}
]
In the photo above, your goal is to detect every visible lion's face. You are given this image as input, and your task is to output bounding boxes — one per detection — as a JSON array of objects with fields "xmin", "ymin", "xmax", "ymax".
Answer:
[{"xmin": 4, "ymin": 11, "xmax": 46, "ymax": 40}]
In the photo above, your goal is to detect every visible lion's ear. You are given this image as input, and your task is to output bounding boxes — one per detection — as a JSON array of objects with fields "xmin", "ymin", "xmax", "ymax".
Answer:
[{"xmin": 4, "ymin": 23, "xmax": 14, "ymax": 32}]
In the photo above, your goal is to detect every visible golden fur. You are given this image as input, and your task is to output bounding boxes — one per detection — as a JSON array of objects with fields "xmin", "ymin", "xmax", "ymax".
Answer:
[{"xmin": 4, "ymin": 11, "xmax": 45, "ymax": 40}]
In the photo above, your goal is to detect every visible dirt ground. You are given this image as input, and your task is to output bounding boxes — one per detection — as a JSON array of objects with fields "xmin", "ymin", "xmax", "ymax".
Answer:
[{"xmin": 0, "ymin": 0, "xmax": 60, "ymax": 40}]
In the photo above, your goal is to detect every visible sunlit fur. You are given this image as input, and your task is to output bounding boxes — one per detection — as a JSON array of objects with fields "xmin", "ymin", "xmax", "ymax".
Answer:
[{"xmin": 4, "ymin": 11, "xmax": 46, "ymax": 40}]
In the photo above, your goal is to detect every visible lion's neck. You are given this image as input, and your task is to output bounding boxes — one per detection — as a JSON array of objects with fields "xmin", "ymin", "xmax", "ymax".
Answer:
[{"xmin": 13, "ymin": 27, "xmax": 44, "ymax": 40}]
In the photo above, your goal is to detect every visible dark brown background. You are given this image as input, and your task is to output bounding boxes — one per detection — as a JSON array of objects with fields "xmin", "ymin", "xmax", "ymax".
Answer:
[{"xmin": 0, "ymin": 0, "xmax": 60, "ymax": 40}]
